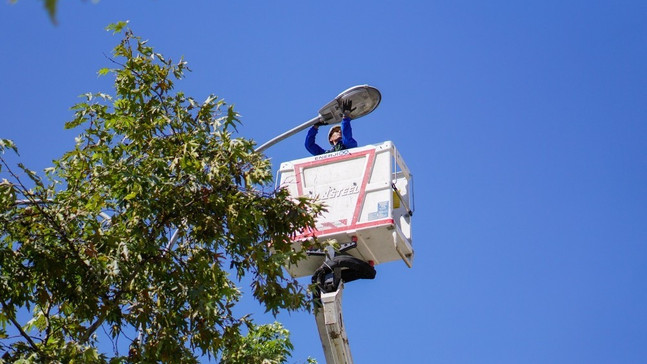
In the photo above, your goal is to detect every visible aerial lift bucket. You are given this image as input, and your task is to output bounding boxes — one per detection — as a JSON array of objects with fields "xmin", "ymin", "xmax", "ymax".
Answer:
[{"xmin": 277, "ymin": 141, "xmax": 414, "ymax": 278}]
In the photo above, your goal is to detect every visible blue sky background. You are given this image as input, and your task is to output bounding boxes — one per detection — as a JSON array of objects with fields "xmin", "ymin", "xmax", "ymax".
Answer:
[{"xmin": 2, "ymin": 1, "xmax": 647, "ymax": 363}]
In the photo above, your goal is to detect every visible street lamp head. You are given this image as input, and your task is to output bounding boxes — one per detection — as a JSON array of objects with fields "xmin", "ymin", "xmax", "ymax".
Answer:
[
  {"xmin": 254, "ymin": 85, "xmax": 382, "ymax": 153},
  {"xmin": 318, "ymin": 85, "xmax": 381, "ymax": 124}
]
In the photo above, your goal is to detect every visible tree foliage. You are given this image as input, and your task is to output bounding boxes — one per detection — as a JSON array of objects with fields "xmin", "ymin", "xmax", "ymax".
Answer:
[
  {"xmin": 220, "ymin": 322, "xmax": 292, "ymax": 364},
  {"xmin": 0, "ymin": 22, "xmax": 322, "ymax": 362}
]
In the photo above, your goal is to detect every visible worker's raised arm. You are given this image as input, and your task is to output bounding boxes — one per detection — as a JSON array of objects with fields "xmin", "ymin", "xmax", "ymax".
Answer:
[
  {"xmin": 305, "ymin": 124, "xmax": 326, "ymax": 156},
  {"xmin": 340, "ymin": 117, "xmax": 357, "ymax": 149}
]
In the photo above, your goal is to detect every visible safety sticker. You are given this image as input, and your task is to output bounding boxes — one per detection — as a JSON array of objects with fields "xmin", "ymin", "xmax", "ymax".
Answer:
[{"xmin": 368, "ymin": 201, "xmax": 390, "ymax": 221}]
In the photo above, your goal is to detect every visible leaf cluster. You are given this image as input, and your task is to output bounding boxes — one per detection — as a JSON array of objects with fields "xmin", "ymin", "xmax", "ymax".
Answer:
[{"xmin": 0, "ymin": 24, "xmax": 323, "ymax": 362}]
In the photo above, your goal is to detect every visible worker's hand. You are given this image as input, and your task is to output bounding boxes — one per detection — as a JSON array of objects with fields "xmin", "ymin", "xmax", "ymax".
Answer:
[
  {"xmin": 314, "ymin": 121, "xmax": 326, "ymax": 128},
  {"xmin": 342, "ymin": 100, "xmax": 357, "ymax": 117}
]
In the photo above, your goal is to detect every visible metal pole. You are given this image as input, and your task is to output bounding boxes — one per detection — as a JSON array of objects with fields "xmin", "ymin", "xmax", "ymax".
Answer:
[{"xmin": 254, "ymin": 115, "xmax": 324, "ymax": 153}]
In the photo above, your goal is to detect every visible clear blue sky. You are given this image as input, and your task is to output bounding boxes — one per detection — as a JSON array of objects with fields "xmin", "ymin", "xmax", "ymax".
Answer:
[{"xmin": 2, "ymin": 1, "xmax": 646, "ymax": 363}]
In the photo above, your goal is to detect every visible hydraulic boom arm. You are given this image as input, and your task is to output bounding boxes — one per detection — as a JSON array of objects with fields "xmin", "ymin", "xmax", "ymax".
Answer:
[{"xmin": 315, "ymin": 283, "xmax": 353, "ymax": 364}]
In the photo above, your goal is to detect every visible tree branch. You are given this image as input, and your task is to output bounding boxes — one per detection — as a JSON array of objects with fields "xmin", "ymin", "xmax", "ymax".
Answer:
[
  {"xmin": 1, "ymin": 300, "xmax": 43, "ymax": 356},
  {"xmin": 80, "ymin": 232, "xmax": 172, "ymax": 343}
]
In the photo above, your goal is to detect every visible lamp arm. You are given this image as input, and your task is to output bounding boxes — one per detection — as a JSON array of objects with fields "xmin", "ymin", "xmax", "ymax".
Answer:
[{"xmin": 255, "ymin": 115, "xmax": 324, "ymax": 153}]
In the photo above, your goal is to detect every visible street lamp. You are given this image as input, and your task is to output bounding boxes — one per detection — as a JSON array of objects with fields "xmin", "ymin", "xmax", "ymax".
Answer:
[{"xmin": 254, "ymin": 85, "xmax": 381, "ymax": 153}]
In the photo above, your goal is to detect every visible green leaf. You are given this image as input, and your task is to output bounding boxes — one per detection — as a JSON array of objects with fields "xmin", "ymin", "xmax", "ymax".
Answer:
[
  {"xmin": 0, "ymin": 138, "xmax": 19, "ymax": 154},
  {"xmin": 105, "ymin": 21, "xmax": 129, "ymax": 34},
  {"xmin": 43, "ymin": 0, "xmax": 58, "ymax": 24},
  {"xmin": 82, "ymin": 347, "xmax": 100, "ymax": 361},
  {"xmin": 0, "ymin": 179, "xmax": 16, "ymax": 211}
]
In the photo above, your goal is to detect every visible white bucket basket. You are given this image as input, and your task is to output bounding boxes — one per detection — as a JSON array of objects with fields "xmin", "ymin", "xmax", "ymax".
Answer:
[{"xmin": 278, "ymin": 141, "xmax": 414, "ymax": 278}]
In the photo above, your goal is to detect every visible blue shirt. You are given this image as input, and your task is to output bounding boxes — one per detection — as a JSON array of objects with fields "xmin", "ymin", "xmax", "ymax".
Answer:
[{"xmin": 305, "ymin": 117, "xmax": 358, "ymax": 156}]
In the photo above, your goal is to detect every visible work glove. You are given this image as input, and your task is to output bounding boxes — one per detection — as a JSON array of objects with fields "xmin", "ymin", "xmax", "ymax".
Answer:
[{"xmin": 342, "ymin": 100, "xmax": 357, "ymax": 118}]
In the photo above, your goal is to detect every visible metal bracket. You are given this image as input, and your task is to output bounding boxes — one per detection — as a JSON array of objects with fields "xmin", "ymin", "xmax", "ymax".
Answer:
[{"xmin": 306, "ymin": 240, "xmax": 357, "ymax": 256}]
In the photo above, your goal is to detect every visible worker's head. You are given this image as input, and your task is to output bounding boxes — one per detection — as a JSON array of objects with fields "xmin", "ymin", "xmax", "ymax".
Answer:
[{"xmin": 328, "ymin": 125, "xmax": 342, "ymax": 145}]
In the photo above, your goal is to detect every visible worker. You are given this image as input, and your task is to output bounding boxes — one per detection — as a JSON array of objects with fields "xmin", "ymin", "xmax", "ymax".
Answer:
[{"xmin": 305, "ymin": 100, "xmax": 358, "ymax": 156}]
